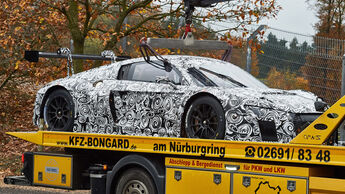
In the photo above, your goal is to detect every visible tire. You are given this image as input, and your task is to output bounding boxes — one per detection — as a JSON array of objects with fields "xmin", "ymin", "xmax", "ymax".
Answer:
[
  {"xmin": 115, "ymin": 168, "xmax": 156, "ymax": 194},
  {"xmin": 185, "ymin": 96, "xmax": 225, "ymax": 139},
  {"xmin": 43, "ymin": 89, "xmax": 74, "ymax": 131}
]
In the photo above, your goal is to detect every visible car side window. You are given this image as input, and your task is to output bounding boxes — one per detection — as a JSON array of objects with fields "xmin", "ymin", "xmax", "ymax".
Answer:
[
  {"xmin": 124, "ymin": 61, "xmax": 182, "ymax": 84},
  {"xmin": 118, "ymin": 64, "xmax": 131, "ymax": 80}
]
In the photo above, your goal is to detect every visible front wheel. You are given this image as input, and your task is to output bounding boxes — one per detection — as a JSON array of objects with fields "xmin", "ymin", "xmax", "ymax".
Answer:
[
  {"xmin": 43, "ymin": 89, "xmax": 74, "ymax": 131},
  {"xmin": 115, "ymin": 168, "xmax": 156, "ymax": 194},
  {"xmin": 185, "ymin": 96, "xmax": 225, "ymax": 139}
]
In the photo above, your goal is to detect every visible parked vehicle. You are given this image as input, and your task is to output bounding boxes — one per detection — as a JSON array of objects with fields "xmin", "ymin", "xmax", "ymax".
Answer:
[{"xmin": 32, "ymin": 54, "xmax": 326, "ymax": 143}]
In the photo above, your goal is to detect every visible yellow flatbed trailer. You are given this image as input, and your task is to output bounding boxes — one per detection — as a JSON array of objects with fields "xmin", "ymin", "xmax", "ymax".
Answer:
[{"xmin": 4, "ymin": 96, "xmax": 345, "ymax": 194}]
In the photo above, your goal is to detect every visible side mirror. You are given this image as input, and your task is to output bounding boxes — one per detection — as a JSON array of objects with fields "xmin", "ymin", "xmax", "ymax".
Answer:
[{"xmin": 163, "ymin": 61, "xmax": 172, "ymax": 72}]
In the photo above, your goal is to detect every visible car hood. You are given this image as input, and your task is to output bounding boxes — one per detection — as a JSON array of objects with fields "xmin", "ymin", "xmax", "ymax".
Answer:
[{"xmin": 219, "ymin": 87, "xmax": 319, "ymax": 113}]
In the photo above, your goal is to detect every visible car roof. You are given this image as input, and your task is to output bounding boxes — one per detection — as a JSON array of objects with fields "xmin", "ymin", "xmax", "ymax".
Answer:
[{"xmin": 118, "ymin": 55, "xmax": 267, "ymax": 89}]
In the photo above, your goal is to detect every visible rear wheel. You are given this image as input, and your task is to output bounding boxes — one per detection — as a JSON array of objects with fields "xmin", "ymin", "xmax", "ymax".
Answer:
[
  {"xmin": 43, "ymin": 89, "xmax": 74, "ymax": 131},
  {"xmin": 185, "ymin": 96, "xmax": 225, "ymax": 139},
  {"xmin": 115, "ymin": 168, "xmax": 156, "ymax": 194}
]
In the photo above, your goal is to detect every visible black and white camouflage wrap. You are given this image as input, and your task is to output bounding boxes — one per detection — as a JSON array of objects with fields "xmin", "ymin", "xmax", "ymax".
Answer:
[{"xmin": 33, "ymin": 56, "xmax": 320, "ymax": 143}]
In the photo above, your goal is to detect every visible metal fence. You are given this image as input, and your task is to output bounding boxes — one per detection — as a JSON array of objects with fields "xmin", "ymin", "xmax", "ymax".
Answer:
[{"xmin": 230, "ymin": 26, "xmax": 345, "ymax": 104}]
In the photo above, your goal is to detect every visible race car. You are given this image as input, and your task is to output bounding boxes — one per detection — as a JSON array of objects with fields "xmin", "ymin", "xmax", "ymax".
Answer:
[{"xmin": 31, "ymin": 52, "xmax": 327, "ymax": 143}]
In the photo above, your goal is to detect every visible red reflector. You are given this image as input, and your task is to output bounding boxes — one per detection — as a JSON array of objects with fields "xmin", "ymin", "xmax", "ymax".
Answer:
[{"xmin": 21, "ymin": 154, "xmax": 24, "ymax": 163}]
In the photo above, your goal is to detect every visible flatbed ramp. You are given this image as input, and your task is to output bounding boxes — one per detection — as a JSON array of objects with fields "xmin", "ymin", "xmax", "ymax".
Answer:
[
  {"xmin": 5, "ymin": 96, "xmax": 345, "ymax": 193},
  {"xmin": 7, "ymin": 130, "xmax": 345, "ymax": 167},
  {"xmin": 7, "ymin": 130, "xmax": 345, "ymax": 194}
]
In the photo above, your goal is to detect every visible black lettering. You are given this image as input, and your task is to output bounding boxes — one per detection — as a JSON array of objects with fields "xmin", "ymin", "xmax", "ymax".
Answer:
[
  {"xmin": 80, "ymin": 137, "xmax": 85, "ymax": 146},
  {"xmin": 105, "ymin": 138, "xmax": 111, "ymax": 148},
  {"xmin": 271, "ymin": 147, "xmax": 277, "ymax": 159},
  {"xmin": 277, "ymin": 148, "xmax": 283, "ymax": 159},
  {"xmin": 214, "ymin": 147, "xmax": 219, "ymax": 155},
  {"xmin": 176, "ymin": 144, "xmax": 181, "ymax": 152},
  {"xmin": 124, "ymin": 139, "xmax": 129, "ymax": 148},
  {"xmin": 112, "ymin": 139, "xmax": 117, "ymax": 148},
  {"xmin": 191, "ymin": 145, "xmax": 196, "ymax": 153},
  {"xmin": 305, "ymin": 149, "xmax": 312, "ymax": 161},
  {"xmin": 186, "ymin": 143, "xmax": 191, "ymax": 152},
  {"xmin": 219, "ymin": 147, "xmax": 225, "ymax": 158},
  {"xmin": 93, "ymin": 138, "xmax": 99, "ymax": 147},
  {"xmin": 118, "ymin": 139, "xmax": 123, "ymax": 148},
  {"xmin": 170, "ymin": 142, "xmax": 176, "ymax": 151},
  {"xmin": 207, "ymin": 146, "xmax": 211, "ymax": 154},
  {"xmin": 264, "ymin": 147, "xmax": 270, "ymax": 158},
  {"xmin": 75, "ymin": 137, "xmax": 80, "ymax": 145},
  {"xmin": 298, "ymin": 149, "xmax": 304, "ymax": 160},
  {"xmin": 258, "ymin": 147, "xmax": 263, "ymax": 158},
  {"xmin": 153, "ymin": 143, "xmax": 166, "ymax": 151},
  {"xmin": 316, "ymin": 150, "xmax": 323, "ymax": 161},
  {"xmin": 87, "ymin": 137, "xmax": 92, "ymax": 146},
  {"xmin": 201, "ymin": 146, "xmax": 206, "ymax": 156},
  {"xmin": 99, "ymin": 138, "xmax": 105, "ymax": 147},
  {"xmin": 69, "ymin": 136, "xmax": 75, "ymax": 146},
  {"xmin": 324, "ymin": 150, "xmax": 330, "ymax": 162}
]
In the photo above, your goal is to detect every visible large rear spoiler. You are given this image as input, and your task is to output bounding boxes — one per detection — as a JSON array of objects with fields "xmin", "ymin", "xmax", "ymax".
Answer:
[
  {"xmin": 24, "ymin": 49, "xmax": 130, "ymax": 63},
  {"xmin": 24, "ymin": 48, "xmax": 130, "ymax": 77}
]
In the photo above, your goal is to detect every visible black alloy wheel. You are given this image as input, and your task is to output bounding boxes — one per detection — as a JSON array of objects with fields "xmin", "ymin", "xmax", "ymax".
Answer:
[
  {"xmin": 44, "ymin": 89, "xmax": 74, "ymax": 131},
  {"xmin": 115, "ymin": 168, "xmax": 156, "ymax": 194},
  {"xmin": 185, "ymin": 96, "xmax": 225, "ymax": 139}
]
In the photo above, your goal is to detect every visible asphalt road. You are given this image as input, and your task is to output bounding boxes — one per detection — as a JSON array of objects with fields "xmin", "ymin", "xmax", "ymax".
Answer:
[{"xmin": 0, "ymin": 179, "xmax": 90, "ymax": 194}]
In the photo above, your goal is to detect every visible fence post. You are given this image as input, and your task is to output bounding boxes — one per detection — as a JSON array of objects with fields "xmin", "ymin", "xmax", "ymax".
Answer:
[
  {"xmin": 246, "ymin": 46, "xmax": 252, "ymax": 73},
  {"xmin": 341, "ymin": 55, "xmax": 345, "ymax": 97},
  {"xmin": 246, "ymin": 25, "xmax": 266, "ymax": 73},
  {"xmin": 70, "ymin": 39, "xmax": 74, "ymax": 53}
]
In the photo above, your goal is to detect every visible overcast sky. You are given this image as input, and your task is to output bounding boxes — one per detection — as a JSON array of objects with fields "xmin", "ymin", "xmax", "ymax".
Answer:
[{"xmin": 260, "ymin": 0, "xmax": 318, "ymax": 35}]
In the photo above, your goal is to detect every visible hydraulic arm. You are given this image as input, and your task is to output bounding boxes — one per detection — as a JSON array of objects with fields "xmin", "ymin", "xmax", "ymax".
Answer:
[{"xmin": 183, "ymin": 0, "xmax": 232, "ymax": 35}]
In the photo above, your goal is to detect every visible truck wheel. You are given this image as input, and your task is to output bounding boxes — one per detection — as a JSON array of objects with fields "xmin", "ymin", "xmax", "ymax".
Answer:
[
  {"xmin": 185, "ymin": 96, "xmax": 225, "ymax": 139},
  {"xmin": 44, "ymin": 89, "xmax": 74, "ymax": 131},
  {"xmin": 115, "ymin": 168, "xmax": 156, "ymax": 194}
]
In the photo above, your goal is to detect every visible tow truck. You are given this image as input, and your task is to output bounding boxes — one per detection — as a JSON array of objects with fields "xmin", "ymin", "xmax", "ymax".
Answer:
[
  {"xmin": 4, "ymin": 90, "xmax": 345, "ymax": 194},
  {"xmin": 5, "ymin": 1, "xmax": 345, "ymax": 193},
  {"xmin": 4, "ymin": 38, "xmax": 345, "ymax": 193}
]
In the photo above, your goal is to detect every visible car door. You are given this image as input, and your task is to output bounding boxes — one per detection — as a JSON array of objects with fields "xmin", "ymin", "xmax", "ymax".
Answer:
[{"xmin": 110, "ymin": 61, "xmax": 187, "ymax": 137}]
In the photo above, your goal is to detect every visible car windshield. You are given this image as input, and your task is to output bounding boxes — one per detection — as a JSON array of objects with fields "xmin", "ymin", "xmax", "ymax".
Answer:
[
  {"xmin": 199, "ymin": 67, "xmax": 247, "ymax": 87},
  {"xmin": 189, "ymin": 61, "xmax": 268, "ymax": 89}
]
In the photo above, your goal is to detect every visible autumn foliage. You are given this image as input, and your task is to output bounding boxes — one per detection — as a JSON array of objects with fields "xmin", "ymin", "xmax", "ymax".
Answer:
[
  {"xmin": 302, "ymin": 0, "xmax": 345, "ymax": 103},
  {"xmin": 265, "ymin": 68, "xmax": 310, "ymax": 90},
  {"xmin": 0, "ymin": 0, "xmax": 280, "ymax": 175}
]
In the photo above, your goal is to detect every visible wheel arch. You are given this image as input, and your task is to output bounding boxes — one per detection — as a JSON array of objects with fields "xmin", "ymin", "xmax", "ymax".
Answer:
[
  {"xmin": 181, "ymin": 92, "xmax": 224, "ymax": 137},
  {"xmin": 106, "ymin": 154, "xmax": 165, "ymax": 194},
  {"xmin": 39, "ymin": 85, "xmax": 70, "ymax": 119}
]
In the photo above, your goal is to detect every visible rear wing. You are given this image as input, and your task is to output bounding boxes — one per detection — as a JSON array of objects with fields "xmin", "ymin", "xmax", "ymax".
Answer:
[
  {"xmin": 24, "ymin": 48, "xmax": 130, "ymax": 76},
  {"xmin": 24, "ymin": 51, "xmax": 130, "ymax": 63}
]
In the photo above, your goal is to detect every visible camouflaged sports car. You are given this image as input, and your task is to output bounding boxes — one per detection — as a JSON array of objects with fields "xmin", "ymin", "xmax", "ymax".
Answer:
[{"xmin": 32, "ymin": 55, "xmax": 326, "ymax": 143}]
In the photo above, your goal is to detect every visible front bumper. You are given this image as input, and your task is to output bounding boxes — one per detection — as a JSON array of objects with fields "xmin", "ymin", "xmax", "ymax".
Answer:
[{"xmin": 224, "ymin": 105, "xmax": 321, "ymax": 143}]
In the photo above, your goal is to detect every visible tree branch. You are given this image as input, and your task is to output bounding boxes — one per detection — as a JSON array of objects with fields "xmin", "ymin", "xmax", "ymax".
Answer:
[
  {"xmin": 41, "ymin": 0, "xmax": 66, "ymax": 15},
  {"xmin": 0, "ymin": 70, "xmax": 17, "ymax": 90},
  {"xmin": 83, "ymin": 0, "xmax": 92, "ymax": 37},
  {"xmin": 124, "ymin": 12, "xmax": 178, "ymax": 37}
]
